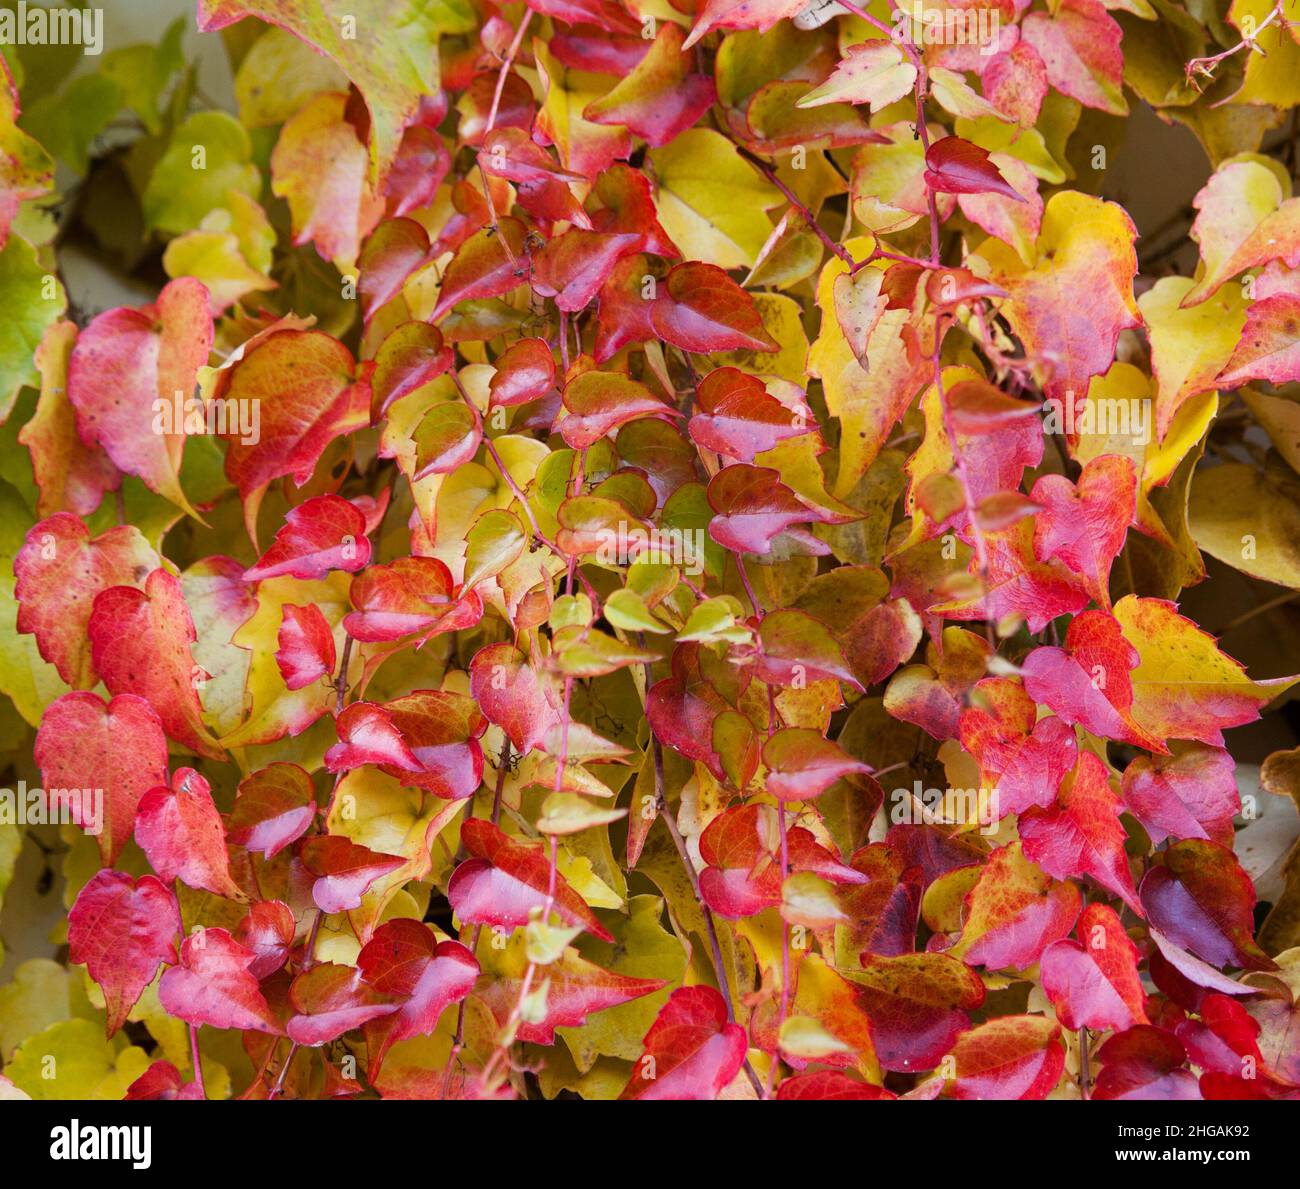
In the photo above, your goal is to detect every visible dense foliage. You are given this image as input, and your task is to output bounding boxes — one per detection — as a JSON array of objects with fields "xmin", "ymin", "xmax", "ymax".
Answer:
[{"xmin": 0, "ymin": 0, "xmax": 1298, "ymax": 1101}]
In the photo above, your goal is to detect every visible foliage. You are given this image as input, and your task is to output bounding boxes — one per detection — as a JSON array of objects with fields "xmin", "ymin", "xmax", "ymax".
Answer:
[{"xmin": 1, "ymin": 0, "xmax": 1300, "ymax": 1102}]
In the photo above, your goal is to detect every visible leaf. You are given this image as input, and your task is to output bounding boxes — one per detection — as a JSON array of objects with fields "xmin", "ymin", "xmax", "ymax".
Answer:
[
  {"xmin": 648, "ymin": 128, "xmax": 779, "ymax": 269},
  {"xmin": 1020, "ymin": 0, "xmax": 1127, "ymax": 115},
  {"xmin": 356, "ymin": 920, "xmax": 478, "ymax": 1073},
  {"xmin": 1020, "ymin": 611, "xmax": 1164, "ymax": 751},
  {"xmin": 449, "ymin": 818, "xmax": 614, "ymax": 942},
  {"xmin": 584, "ymin": 22, "xmax": 716, "ymax": 147},
  {"xmin": 68, "ymin": 871, "xmax": 179, "ymax": 1035},
  {"xmin": 1018, "ymin": 751, "xmax": 1143, "ymax": 915},
  {"xmin": 1139, "ymin": 840, "xmax": 1276, "ymax": 972},
  {"xmin": 158, "ymin": 928, "xmax": 280, "ymax": 1033},
  {"xmin": 619, "ymin": 985, "xmax": 747, "ymax": 1100},
  {"xmin": 15, "ymin": 514, "xmax": 158, "ymax": 689},
  {"xmin": 216, "ymin": 328, "xmax": 371, "ymax": 507},
  {"xmin": 925, "ymin": 137, "xmax": 1026, "ymax": 201},
  {"xmin": 762, "ymin": 727, "xmax": 870, "ymax": 802},
  {"xmin": 1093, "ymin": 1026, "xmax": 1200, "ymax": 1100},
  {"xmin": 271, "ymin": 90, "xmax": 382, "ymax": 268},
  {"xmin": 345, "ymin": 556, "xmax": 481, "ymax": 643},
  {"xmin": 1112, "ymin": 594, "xmax": 1298, "ymax": 746},
  {"xmin": 653, "ymin": 261, "xmax": 780, "ymax": 354},
  {"xmin": 88, "ymin": 568, "xmax": 224, "ymax": 760},
  {"xmin": 849, "ymin": 952, "xmax": 985, "ymax": 1073},
  {"xmin": 797, "ymin": 41, "xmax": 916, "ymax": 113},
  {"xmin": 560, "ymin": 370, "xmax": 679, "ymax": 450},
  {"xmin": 66, "ymin": 277, "xmax": 212, "ymax": 515},
  {"xmin": 245, "ymin": 494, "xmax": 371, "ymax": 581},
  {"xmin": 943, "ymin": 1016, "xmax": 1065, "ymax": 1100},
  {"xmin": 469, "ymin": 642, "xmax": 560, "ymax": 756},
  {"xmin": 951, "ymin": 842, "xmax": 1082, "ymax": 970},
  {"xmin": 18, "ymin": 321, "xmax": 118, "ymax": 519},
  {"xmin": 972, "ymin": 191, "xmax": 1140, "ymax": 407},
  {"xmin": 287, "ymin": 962, "xmax": 399, "ymax": 1046},
  {"xmin": 474, "ymin": 927, "xmax": 664, "ymax": 1047},
  {"xmin": 227, "ymin": 763, "xmax": 318, "ymax": 858},
  {"xmin": 197, "ymin": 0, "xmax": 475, "ymax": 181},
  {"xmin": 1040, "ymin": 903, "xmax": 1148, "ymax": 1032},
  {"xmin": 488, "ymin": 338, "xmax": 556, "ymax": 408},
  {"xmin": 135, "ymin": 768, "xmax": 244, "ymax": 899},
  {"xmin": 1029, "ymin": 454, "xmax": 1136, "ymax": 606},
  {"xmin": 301, "ymin": 835, "xmax": 407, "ymax": 914},
  {"xmin": 276, "ymin": 603, "xmax": 336, "ymax": 690},
  {"xmin": 1120, "ymin": 744, "xmax": 1239, "ymax": 847},
  {"xmin": 1189, "ymin": 462, "xmax": 1300, "ymax": 590},
  {"xmin": 34, "ymin": 692, "xmax": 170, "ymax": 865}
]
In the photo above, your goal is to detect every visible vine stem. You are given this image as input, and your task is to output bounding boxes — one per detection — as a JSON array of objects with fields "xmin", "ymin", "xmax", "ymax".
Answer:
[
  {"xmin": 1185, "ymin": 0, "xmax": 1289, "ymax": 89},
  {"xmin": 188, "ymin": 1023, "xmax": 206, "ymax": 1098},
  {"xmin": 640, "ymin": 659, "xmax": 765, "ymax": 1098},
  {"xmin": 474, "ymin": 7, "xmax": 533, "ymax": 264},
  {"xmin": 477, "ymin": 677, "xmax": 573, "ymax": 1092},
  {"xmin": 440, "ymin": 736, "xmax": 515, "ymax": 1096}
]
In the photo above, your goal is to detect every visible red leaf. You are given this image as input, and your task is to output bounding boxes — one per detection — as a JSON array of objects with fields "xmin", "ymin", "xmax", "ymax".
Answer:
[
  {"xmin": 287, "ymin": 962, "xmax": 399, "ymax": 1046},
  {"xmin": 1121, "ymin": 744, "xmax": 1239, "ymax": 847},
  {"xmin": 1021, "ymin": 610, "xmax": 1165, "ymax": 751},
  {"xmin": 488, "ymin": 338, "xmax": 556, "ymax": 408},
  {"xmin": 325, "ymin": 702, "xmax": 423, "ymax": 773},
  {"xmin": 1030, "ymin": 454, "xmax": 1136, "ymax": 607},
  {"xmin": 301, "ymin": 835, "xmax": 407, "ymax": 914},
  {"xmin": 88, "ymin": 568, "xmax": 223, "ymax": 760},
  {"xmin": 356, "ymin": 920, "xmax": 479, "ymax": 1073},
  {"xmin": 371, "ymin": 321, "xmax": 452, "ymax": 416},
  {"xmin": 275, "ymin": 603, "xmax": 336, "ymax": 690},
  {"xmin": 776, "ymin": 1072, "xmax": 896, "ymax": 1100},
  {"xmin": 945, "ymin": 1016, "xmax": 1065, "ymax": 1099},
  {"xmin": 1139, "ymin": 840, "xmax": 1276, "ymax": 972},
  {"xmin": 15, "ymin": 513, "xmax": 158, "ymax": 689},
  {"xmin": 651, "ymin": 262, "xmax": 780, "ymax": 353},
  {"xmin": 619, "ymin": 985, "xmax": 748, "ymax": 1099},
  {"xmin": 217, "ymin": 329, "xmax": 371, "ymax": 504},
  {"xmin": 235, "ymin": 900, "xmax": 297, "ymax": 980},
  {"xmin": 357, "ymin": 218, "xmax": 432, "ymax": 321},
  {"xmin": 1018, "ymin": 750, "xmax": 1143, "ymax": 915},
  {"xmin": 226, "ymin": 763, "xmax": 317, "ymax": 859},
  {"xmin": 1041, "ymin": 903, "xmax": 1148, "ymax": 1032},
  {"xmin": 431, "ymin": 218, "xmax": 529, "ymax": 320},
  {"xmin": 707, "ymin": 465, "xmax": 828, "ymax": 557},
  {"xmin": 245, "ymin": 494, "xmax": 371, "ymax": 581},
  {"xmin": 345, "ymin": 557, "xmax": 482, "ymax": 643},
  {"xmin": 583, "ymin": 22, "xmax": 716, "ymax": 147},
  {"xmin": 124, "ymin": 1060, "xmax": 204, "ymax": 1101},
  {"xmin": 853, "ymin": 952, "xmax": 986, "ymax": 1073},
  {"xmin": 688, "ymin": 367, "xmax": 808, "ymax": 462},
  {"xmin": 1093, "ymin": 1026, "xmax": 1200, "ymax": 1100},
  {"xmin": 448, "ymin": 818, "xmax": 613, "ymax": 942},
  {"xmin": 158, "ymin": 928, "xmax": 281, "ymax": 1033},
  {"xmin": 762, "ymin": 727, "xmax": 870, "ymax": 801},
  {"xmin": 469, "ymin": 642, "xmax": 561, "ymax": 757},
  {"xmin": 532, "ymin": 229, "xmax": 641, "ymax": 313},
  {"xmin": 66, "ymin": 276, "xmax": 213, "ymax": 512},
  {"xmin": 559, "ymin": 369, "xmax": 679, "ymax": 450},
  {"xmin": 959, "ymin": 678, "xmax": 1077, "ymax": 818},
  {"xmin": 925, "ymin": 136, "xmax": 1026, "ymax": 201},
  {"xmin": 378, "ymin": 690, "xmax": 487, "ymax": 798},
  {"xmin": 135, "ymin": 767, "xmax": 244, "ymax": 899},
  {"xmin": 34, "ymin": 692, "xmax": 170, "ymax": 865},
  {"xmin": 68, "ymin": 870, "xmax": 179, "ymax": 1034}
]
